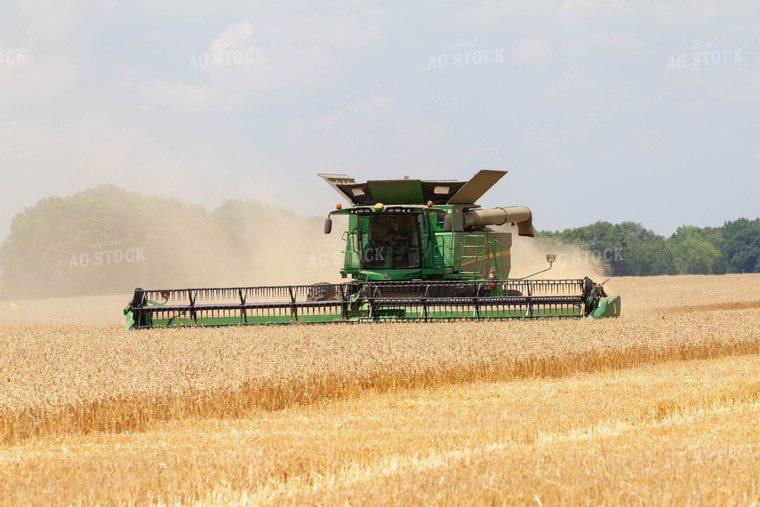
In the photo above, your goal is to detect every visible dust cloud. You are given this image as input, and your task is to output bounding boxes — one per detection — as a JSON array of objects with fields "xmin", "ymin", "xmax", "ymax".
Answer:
[
  {"xmin": 505, "ymin": 227, "xmax": 608, "ymax": 282},
  {"xmin": 0, "ymin": 187, "xmax": 347, "ymax": 303},
  {"xmin": 0, "ymin": 196, "xmax": 347, "ymax": 324}
]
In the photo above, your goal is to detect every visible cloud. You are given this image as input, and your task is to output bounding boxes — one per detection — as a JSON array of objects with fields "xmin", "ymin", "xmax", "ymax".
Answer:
[
  {"xmin": 556, "ymin": 0, "xmax": 630, "ymax": 29},
  {"xmin": 676, "ymin": 66, "xmax": 760, "ymax": 103},
  {"xmin": 564, "ymin": 29, "xmax": 653, "ymax": 62},
  {"xmin": 560, "ymin": 0, "xmax": 627, "ymax": 15},
  {"xmin": 288, "ymin": 94, "xmax": 455, "ymax": 178},
  {"xmin": 629, "ymin": 126, "xmax": 672, "ymax": 153},
  {"xmin": 209, "ymin": 19, "xmax": 255, "ymax": 51},
  {"xmin": 256, "ymin": 11, "xmax": 384, "ymax": 47},
  {"xmin": 397, "ymin": 119, "xmax": 450, "ymax": 147},
  {"xmin": 0, "ymin": 49, "xmax": 77, "ymax": 101},
  {"xmin": 511, "ymin": 38, "xmax": 551, "ymax": 65},
  {"xmin": 118, "ymin": 16, "xmax": 355, "ymax": 112},
  {"xmin": 17, "ymin": 0, "xmax": 78, "ymax": 44},
  {"xmin": 294, "ymin": 93, "xmax": 436, "ymax": 148},
  {"xmin": 145, "ymin": 29, "xmax": 169, "ymax": 41},
  {"xmin": 121, "ymin": 77, "xmax": 213, "ymax": 110},
  {"xmin": 546, "ymin": 69, "xmax": 635, "ymax": 118},
  {"xmin": 522, "ymin": 126, "xmax": 592, "ymax": 176},
  {"xmin": 652, "ymin": 2, "xmax": 679, "ymax": 23}
]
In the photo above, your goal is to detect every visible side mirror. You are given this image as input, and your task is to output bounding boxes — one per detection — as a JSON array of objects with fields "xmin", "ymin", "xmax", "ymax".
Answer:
[
  {"xmin": 443, "ymin": 214, "xmax": 453, "ymax": 232},
  {"xmin": 324, "ymin": 217, "xmax": 333, "ymax": 234}
]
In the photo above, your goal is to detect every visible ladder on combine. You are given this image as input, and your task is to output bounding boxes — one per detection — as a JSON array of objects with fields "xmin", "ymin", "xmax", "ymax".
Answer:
[
  {"xmin": 458, "ymin": 234, "xmax": 487, "ymax": 279},
  {"xmin": 487, "ymin": 238, "xmax": 506, "ymax": 290}
]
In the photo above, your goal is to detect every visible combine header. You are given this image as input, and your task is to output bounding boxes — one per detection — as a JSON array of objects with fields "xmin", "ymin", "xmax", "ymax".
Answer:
[{"xmin": 124, "ymin": 170, "xmax": 620, "ymax": 329}]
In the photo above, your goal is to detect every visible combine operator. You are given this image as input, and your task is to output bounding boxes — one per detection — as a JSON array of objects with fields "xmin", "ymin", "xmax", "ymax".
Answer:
[
  {"xmin": 386, "ymin": 216, "xmax": 414, "ymax": 267},
  {"xmin": 366, "ymin": 214, "xmax": 418, "ymax": 269}
]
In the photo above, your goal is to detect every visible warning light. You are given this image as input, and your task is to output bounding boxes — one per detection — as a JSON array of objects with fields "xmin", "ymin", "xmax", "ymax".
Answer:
[
  {"xmin": 336, "ymin": 203, "xmax": 342, "ymax": 209},
  {"xmin": 427, "ymin": 200, "xmax": 433, "ymax": 206}
]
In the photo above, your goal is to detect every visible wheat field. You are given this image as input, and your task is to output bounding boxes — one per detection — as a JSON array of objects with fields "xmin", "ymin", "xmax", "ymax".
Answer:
[{"xmin": 1, "ymin": 274, "xmax": 759, "ymax": 505}]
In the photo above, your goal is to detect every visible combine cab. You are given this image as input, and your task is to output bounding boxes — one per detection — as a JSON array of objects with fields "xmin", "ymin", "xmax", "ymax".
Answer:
[{"xmin": 124, "ymin": 171, "xmax": 620, "ymax": 329}]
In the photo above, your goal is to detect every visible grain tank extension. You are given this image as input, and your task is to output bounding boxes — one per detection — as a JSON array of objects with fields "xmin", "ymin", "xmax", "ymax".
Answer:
[{"xmin": 124, "ymin": 170, "xmax": 620, "ymax": 328}]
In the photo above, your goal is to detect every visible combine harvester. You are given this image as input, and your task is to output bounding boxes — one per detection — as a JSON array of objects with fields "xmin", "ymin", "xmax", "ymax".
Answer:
[{"xmin": 124, "ymin": 170, "xmax": 620, "ymax": 329}]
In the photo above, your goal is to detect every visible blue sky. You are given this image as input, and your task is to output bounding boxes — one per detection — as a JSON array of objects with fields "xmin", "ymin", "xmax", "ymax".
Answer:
[{"xmin": 1, "ymin": 0, "xmax": 758, "ymax": 240}]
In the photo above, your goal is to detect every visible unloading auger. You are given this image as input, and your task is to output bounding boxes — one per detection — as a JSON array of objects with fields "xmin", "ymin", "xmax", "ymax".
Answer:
[{"xmin": 124, "ymin": 170, "xmax": 620, "ymax": 329}]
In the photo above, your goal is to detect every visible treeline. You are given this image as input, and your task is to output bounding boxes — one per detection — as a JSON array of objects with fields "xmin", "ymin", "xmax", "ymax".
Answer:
[{"xmin": 539, "ymin": 218, "xmax": 760, "ymax": 276}]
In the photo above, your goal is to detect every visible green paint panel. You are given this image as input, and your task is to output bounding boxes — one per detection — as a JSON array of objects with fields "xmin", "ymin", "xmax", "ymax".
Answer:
[
  {"xmin": 367, "ymin": 180, "xmax": 425, "ymax": 204},
  {"xmin": 127, "ymin": 302, "xmax": 587, "ymax": 328},
  {"xmin": 588, "ymin": 294, "xmax": 622, "ymax": 318}
]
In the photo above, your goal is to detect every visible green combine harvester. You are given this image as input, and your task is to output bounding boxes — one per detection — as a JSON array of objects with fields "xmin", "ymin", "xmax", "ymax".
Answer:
[{"xmin": 124, "ymin": 170, "xmax": 620, "ymax": 329}]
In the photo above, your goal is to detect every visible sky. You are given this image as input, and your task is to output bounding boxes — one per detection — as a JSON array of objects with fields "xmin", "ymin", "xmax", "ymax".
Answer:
[{"xmin": 0, "ymin": 0, "xmax": 758, "ymax": 241}]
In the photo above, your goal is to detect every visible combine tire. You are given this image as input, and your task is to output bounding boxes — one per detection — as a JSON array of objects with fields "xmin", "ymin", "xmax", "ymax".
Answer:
[{"xmin": 306, "ymin": 283, "xmax": 337, "ymax": 301}]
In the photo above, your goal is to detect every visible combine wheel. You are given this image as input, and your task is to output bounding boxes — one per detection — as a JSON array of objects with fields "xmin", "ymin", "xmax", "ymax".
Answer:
[{"xmin": 306, "ymin": 282, "xmax": 337, "ymax": 301}]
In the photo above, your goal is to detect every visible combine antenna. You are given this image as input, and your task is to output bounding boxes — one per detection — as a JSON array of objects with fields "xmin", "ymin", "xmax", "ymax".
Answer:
[{"xmin": 519, "ymin": 254, "xmax": 555, "ymax": 280}]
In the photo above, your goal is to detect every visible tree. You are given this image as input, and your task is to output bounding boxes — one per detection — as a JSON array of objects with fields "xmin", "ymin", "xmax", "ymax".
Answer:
[
  {"xmin": 721, "ymin": 218, "xmax": 760, "ymax": 273},
  {"xmin": 616, "ymin": 222, "xmax": 675, "ymax": 276},
  {"xmin": 667, "ymin": 226, "xmax": 724, "ymax": 274}
]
